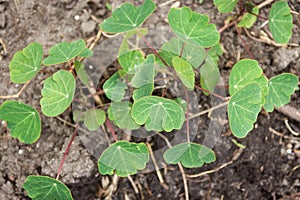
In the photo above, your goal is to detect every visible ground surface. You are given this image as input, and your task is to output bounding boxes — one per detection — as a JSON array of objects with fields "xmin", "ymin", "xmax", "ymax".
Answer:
[{"xmin": 0, "ymin": 0, "xmax": 300, "ymax": 200}]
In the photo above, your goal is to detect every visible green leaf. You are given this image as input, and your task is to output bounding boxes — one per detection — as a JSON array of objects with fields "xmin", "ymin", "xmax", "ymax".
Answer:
[
  {"xmin": 0, "ymin": 101, "xmax": 41, "ymax": 144},
  {"xmin": 131, "ymin": 54, "xmax": 155, "ymax": 100},
  {"xmin": 118, "ymin": 50, "xmax": 145, "ymax": 74},
  {"xmin": 84, "ymin": 109, "xmax": 106, "ymax": 131},
  {"xmin": 228, "ymin": 84, "xmax": 262, "ymax": 138},
  {"xmin": 229, "ymin": 59, "xmax": 263, "ymax": 95},
  {"xmin": 9, "ymin": 42, "xmax": 43, "ymax": 84},
  {"xmin": 268, "ymin": 1, "xmax": 293, "ymax": 44},
  {"xmin": 77, "ymin": 47, "xmax": 93, "ymax": 58},
  {"xmin": 23, "ymin": 175, "xmax": 73, "ymax": 200},
  {"xmin": 43, "ymin": 39, "xmax": 89, "ymax": 65},
  {"xmin": 108, "ymin": 102, "xmax": 140, "ymax": 130},
  {"xmin": 163, "ymin": 143, "xmax": 215, "ymax": 168},
  {"xmin": 158, "ymin": 37, "xmax": 205, "ymax": 68},
  {"xmin": 100, "ymin": 0, "xmax": 156, "ymax": 33},
  {"xmin": 72, "ymin": 110, "xmax": 84, "ymax": 122},
  {"xmin": 103, "ymin": 72, "xmax": 127, "ymax": 102},
  {"xmin": 238, "ymin": 6, "xmax": 259, "ymax": 28},
  {"xmin": 172, "ymin": 56, "xmax": 195, "ymax": 90},
  {"xmin": 40, "ymin": 70, "xmax": 75, "ymax": 117},
  {"xmin": 264, "ymin": 73, "xmax": 298, "ymax": 112},
  {"xmin": 98, "ymin": 141, "xmax": 149, "ymax": 177},
  {"xmin": 131, "ymin": 96, "xmax": 185, "ymax": 132},
  {"xmin": 200, "ymin": 47, "xmax": 221, "ymax": 95},
  {"xmin": 74, "ymin": 60, "xmax": 90, "ymax": 86},
  {"xmin": 213, "ymin": 0, "xmax": 238, "ymax": 13},
  {"xmin": 118, "ymin": 28, "xmax": 148, "ymax": 55},
  {"xmin": 168, "ymin": 7, "xmax": 220, "ymax": 47}
]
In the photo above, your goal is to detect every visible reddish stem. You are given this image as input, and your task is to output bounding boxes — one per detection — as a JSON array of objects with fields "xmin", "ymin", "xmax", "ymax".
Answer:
[
  {"xmin": 194, "ymin": 85, "xmax": 226, "ymax": 101},
  {"xmin": 184, "ymin": 88, "xmax": 190, "ymax": 143},
  {"xmin": 141, "ymin": 36, "xmax": 169, "ymax": 67},
  {"xmin": 106, "ymin": 119, "xmax": 118, "ymax": 142},
  {"xmin": 56, "ymin": 127, "xmax": 78, "ymax": 180},
  {"xmin": 235, "ymin": 23, "xmax": 255, "ymax": 59}
]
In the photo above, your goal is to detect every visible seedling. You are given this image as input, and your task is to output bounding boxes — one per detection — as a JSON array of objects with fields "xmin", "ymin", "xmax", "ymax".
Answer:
[{"xmin": 0, "ymin": 0, "xmax": 298, "ymax": 199}]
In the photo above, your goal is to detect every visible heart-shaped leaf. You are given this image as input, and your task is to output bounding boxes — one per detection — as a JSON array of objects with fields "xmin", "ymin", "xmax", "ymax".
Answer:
[
  {"xmin": 168, "ymin": 7, "xmax": 220, "ymax": 48},
  {"xmin": 163, "ymin": 143, "xmax": 215, "ymax": 168},
  {"xmin": 228, "ymin": 83, "xmax": 262, "ymax": 138},
  {"xmin": 23, "ymin": 175, "xmax": 73, "ymax": 200},
  {"xmin": 172, "ymin": 56, "xmax": 195, "ymax": 90},
  {"xmin": 213, "ymin": 0, "xmax": 238, "ymax": 13},
  {"xmin": 0, "ymin": 101, "xmax": 41, "ymax": 144},
  {"xmin": 43, "ymin": 39, "xmax": 91, "ymax": 65},
  {"xmin": 268, "ymin": 1, "xmax": 293, "ymax": 44},
  {"xmin": 229, "ymin": 59, "xmax": 263, "ymax": 95},
  {"xmin": 264, "ymin": 73, "xmax": 298, "ymax": 112},
  {"xmin": 9, "ymin": 42, "xmax": 43, "ymax": 83},
  {"xmin": 158, "ymin": 37, "xmax": 205, "ymax": 68},
  {"xmin": 132, "ymin": 54, "xmax": 155, "ymax": 100},
  {"xmin": 98, "ymin": 141, "xmax": 149, "ymax": 177},
  {"xmin": 84, "ymin": 109, "xmax": 106, "ymax": 131},
  {"xmin": 108, "ymin": 102, "xmax": 140, "ymax": 130},
  {"xmin": 118, "ymin": 50, "xmax": 145, "ymax": 74},
  {"xmin": 100, "ymin": 0, "xmax": 156, "ymax": 33},
  {"xmin": 40, "ymin": 70, "xmax": 75, "ymax": 117},
  {"xmin": 238, "ymin": 6, "xmax": 259, "ymax": 28},
  {"xmin": 103, "ymin": 72, "xmax": 127, "ymax": 102},
  {"xmin": 131, "ymin": 96, "xmax": 185, "ymax": 132}
]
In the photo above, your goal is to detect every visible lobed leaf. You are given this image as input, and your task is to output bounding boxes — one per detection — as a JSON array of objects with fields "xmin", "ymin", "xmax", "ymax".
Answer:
[
  {"xmin": 228, "ymin": 83, "xmax": 262, "ymax": 138},
  {"xmin": 9, "ymin": 42, "xmax": 43, "ymax": 83},
  {"xmin": 23, "ymin": 175, "xmax": 73, "ymax": 200},
  {"xmin": 131, "ymin": 96, "xmax": 185, "ymax": 132},
  {"xmin": 100, "ymin": 0, "xmax": 156, "ymax": 33},
  {"xmin": 40, "ymin": 70, "xmax": 76, "ymax": 117},
  {"xmin": 264, "ymin": 73, "xmax": 298, "ymax": 112},
  {"xmin": 103, "ymin": 72, "xmax": 127, "ymax": 102},
  {"xmin": 158, "ymin": 37, "xmax": 205, "ymax": 68},
  {"xmin": 213, "ymin": 0, "xmax": 238, "ymax": 13},
  {"xmin": 108, "ymin": 101, "xmax": 140, "ymax": 130},
  {"xmin": 163, "ymin": 143, "xmax": 215, "ymax": 168},
  {"xmin": 168, "ymin": 7, "xmax": 220, "ymax": 48},
  {"xmin": 172, "ymin": 56, "xmax": 195, "ymax": 90},
  {"xmin": 43, "ymin": 39, "xmax": 92, "ymax": 65},
  {"xmin": 0, "ymin": 101, "xmax": 41, "ymax": 144},
  {"xmin": 268, "ymin": 1, "xmax": 293, "ymax": 44},
  {"xmin": 98, "ymin": 141, "xmax": 149, "ymax": 177},
  {"xmin": 84, "ymin": 109, "xmax": 106, "ymax": 131}
]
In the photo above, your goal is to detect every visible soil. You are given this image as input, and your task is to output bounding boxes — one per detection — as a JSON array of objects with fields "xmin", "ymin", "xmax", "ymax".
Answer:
[{"xmin": 0, "ymin": 0, "xmax": 300, "ymax": 200}]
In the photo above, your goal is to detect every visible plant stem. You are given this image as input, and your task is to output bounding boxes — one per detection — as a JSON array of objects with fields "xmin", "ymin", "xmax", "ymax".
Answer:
[
  {"xmin": 180, "ymin": 42, "xmax": 186, "ymax": 58},
  {"xmin": 184, "ymin": 88, "xmax": 190, "ymax": 143},
  {"xmin": 56, "ymin": 126, "xmax": 78, "ymax": 180},
  {"xmin": 106, "ymin": 119, "xmax": 118, "ymax": 142},
  {"xmin": 141, "ymin": 35, "xmax": 169, "ymax": 67},
  {"xmin": 194, "ymin": 85, "xmax": 227, "ymax": 101},
  {"xmin": 235, "ymin": 23, "xmax": 255, "ymax": 59},
  {"xmin": 0, "ymin": 79, "xmax": 31, "ymax": 99}
]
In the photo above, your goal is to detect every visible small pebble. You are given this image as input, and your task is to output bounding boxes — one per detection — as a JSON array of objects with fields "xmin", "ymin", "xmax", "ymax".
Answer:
[{"xmin": 81, "ymin": 20, "xmax": 96, "ymax": 33}]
